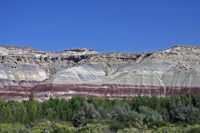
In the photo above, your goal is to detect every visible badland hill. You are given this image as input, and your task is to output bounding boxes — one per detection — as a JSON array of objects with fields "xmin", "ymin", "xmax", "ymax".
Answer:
[{"xmin": 0, "ymin": 45, "xmax": 200, "ymax": 101}]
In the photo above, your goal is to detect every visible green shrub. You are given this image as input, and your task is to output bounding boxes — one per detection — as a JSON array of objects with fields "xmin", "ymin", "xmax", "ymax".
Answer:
[
  {"xmin": 98, "ymin": 107, "xmax": 112, "ymax": 120},
  {"xmin": 117, "ymin": 127, "xmax": 139, "ymax": 133},
  {"xmin": 186, "ymin": 127, "xmax": 200, "ymax": 133},
  {"xmin": 78, "ymin": 123, "xmax": 112, "ymax": 133},
  {"xmin": 0, "ymin": 123, "xmax": 28, "ymax": 133},
  {"xmin": 138, "ymin": 106, "xmax": 163, "ymax": 124},
  {"xmin": 110, "ymin": 121, "xmax": 126, "ymax": 132},
  {"xmin": 160, "ymin": 108, "xmax": 169, "ymax": 121},
  {"xmin": 170, "ymin": 101, "xmax": 200, "ymax": 124},
  {"xmin": 148, "ymin": 120, "xmax": 167, "ymax": 129},
  {"xmin": 72, "ymin": 101, "xmax": 101, "ymax": 127},
  {"xmin": 32, "ymin": 121, "xmax": 53, "ymax": 133},
  {"xmin": 82, "ymin": 119, "xmax": 97, "ymax": 126},
  {"xmin": 53, "ymin": 123, "xmax": 77, "ymax": 133},
  {"xmin": 111, "ymin": 104, "xmax": 143, "ymax": 125},
  {"xmin": 182, "ymin": 124, "xmax": 200, "ymax": 133},
  {"xmin": 154, "ymin": 127, "xmax": 182, "ymax": 133}
]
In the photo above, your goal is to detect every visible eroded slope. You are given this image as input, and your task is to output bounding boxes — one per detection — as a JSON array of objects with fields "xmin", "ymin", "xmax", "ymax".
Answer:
[{"xmin": 0, "ymin": 45, "xmax": 200, "ymax": 101}]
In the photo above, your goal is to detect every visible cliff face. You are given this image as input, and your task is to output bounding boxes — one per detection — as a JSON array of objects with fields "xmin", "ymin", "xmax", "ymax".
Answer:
[{"xmin": 1, "ymin": 45, "xmax": 200, "ymax": 101}]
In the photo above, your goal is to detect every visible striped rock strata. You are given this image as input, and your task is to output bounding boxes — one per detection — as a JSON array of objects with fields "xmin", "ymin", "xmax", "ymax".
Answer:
[{"xmin": 1, "ymin": 45, "xmax": 200, "ymax": 101}]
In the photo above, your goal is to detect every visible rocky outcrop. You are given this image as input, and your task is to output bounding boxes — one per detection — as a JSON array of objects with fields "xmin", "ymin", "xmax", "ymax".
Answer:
[{"xmin": 1, "ymin": 45, "xmax": 200, "ymax": 101}]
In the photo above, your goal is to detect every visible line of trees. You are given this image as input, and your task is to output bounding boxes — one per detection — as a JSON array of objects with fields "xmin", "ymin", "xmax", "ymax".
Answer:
[{"xmin": 0, "ymin": 93, "xmax": 200, "ymax": 130}]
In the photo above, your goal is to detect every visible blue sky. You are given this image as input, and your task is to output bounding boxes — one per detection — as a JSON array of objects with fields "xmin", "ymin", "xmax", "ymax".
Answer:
[{"xmin": 0, "ymin": 0, "xmax": 200, "ymax": 53}]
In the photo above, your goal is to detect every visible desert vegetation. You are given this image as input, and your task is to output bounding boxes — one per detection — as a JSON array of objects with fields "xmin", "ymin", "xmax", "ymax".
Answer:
[{"xmin": 1, "ymin": 93, "xmax": 200, "ymax": 132}]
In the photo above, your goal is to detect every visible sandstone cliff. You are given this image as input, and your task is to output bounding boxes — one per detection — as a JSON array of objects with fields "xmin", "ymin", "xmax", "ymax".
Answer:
[{"xmin": 0, "ymin": 45, "xmax": 200, "ymax": 101}]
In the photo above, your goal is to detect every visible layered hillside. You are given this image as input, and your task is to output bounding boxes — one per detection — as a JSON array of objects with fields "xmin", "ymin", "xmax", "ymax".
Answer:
[{"xmin": 0, "ymin": 45, "xmax": 200, "ymax": 101}]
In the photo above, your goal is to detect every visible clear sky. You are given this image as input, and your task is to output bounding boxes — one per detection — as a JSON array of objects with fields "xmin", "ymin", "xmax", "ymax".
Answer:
[{"xmin": 0, "ymin": 0, "xmax": 200, "ymax": 53}]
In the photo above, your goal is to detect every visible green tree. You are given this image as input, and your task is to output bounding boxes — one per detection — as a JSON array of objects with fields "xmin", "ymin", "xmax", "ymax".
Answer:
[
  {"xmin": 0, "ymin": 97, "xmax": 6, "ymax": 123},
  {"xmin": 138, "ymin": 106, "xmax": 163, "ymax": 124},
  {"xmin": 26, "ymin": 99, "xmax": 37, "ymax": 123},
  {"xmin": 28, "ymin": 93, "xmax": 34, "ymax": 101},
  {"xmin": 72, "ymin": 101, "xmax": 101, "ymax": 127},
  {"xmin": 160, "ymin": 108, "xmax": 169, "ymax": 121},
  {"xmin": 170, "ymin": 100, "xmax": 200, "ymax": 124}
]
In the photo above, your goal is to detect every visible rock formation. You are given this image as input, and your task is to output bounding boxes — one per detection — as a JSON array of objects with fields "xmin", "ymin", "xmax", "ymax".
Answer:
[{"xmin": 0, "ymin": 45, "xmax": 200, "ymax": 101}]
